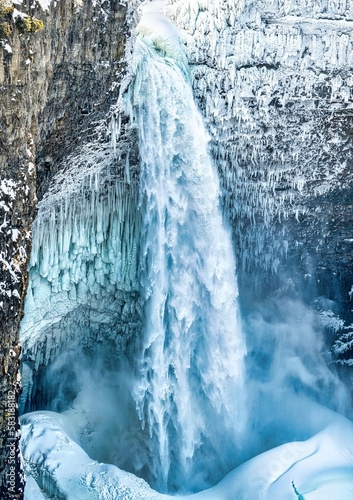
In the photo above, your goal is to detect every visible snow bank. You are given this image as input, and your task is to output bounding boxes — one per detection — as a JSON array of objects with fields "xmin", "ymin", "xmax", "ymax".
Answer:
[{"xmin": 21, "ymin": 403, "xmax": 353, "ymax": 500}]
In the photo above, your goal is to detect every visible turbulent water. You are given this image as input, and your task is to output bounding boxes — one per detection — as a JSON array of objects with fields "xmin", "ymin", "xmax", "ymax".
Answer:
[{"xmin": 127, "ymin": 32, "xmax": 246, "ymax": 492}]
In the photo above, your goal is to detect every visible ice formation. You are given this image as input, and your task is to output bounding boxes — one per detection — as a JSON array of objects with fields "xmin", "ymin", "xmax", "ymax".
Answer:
[
  {"xmin": 166, "ymin": 0, "xmax": 353, "ymax": 272},
  {"xmin": 20, "ymin": 122, "xmax": 142, "ymax": 413}
]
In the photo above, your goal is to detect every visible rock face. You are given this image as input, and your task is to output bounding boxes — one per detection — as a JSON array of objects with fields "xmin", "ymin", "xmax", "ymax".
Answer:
[{"xmin": 0, "ymin": 0, "xmax": 129, "ymax": 496}]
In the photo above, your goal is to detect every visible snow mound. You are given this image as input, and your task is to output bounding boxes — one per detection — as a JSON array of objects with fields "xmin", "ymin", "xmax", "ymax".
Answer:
[{"xmin": 21, "ymin": 406, "xmax": 353, "ymax": 499}]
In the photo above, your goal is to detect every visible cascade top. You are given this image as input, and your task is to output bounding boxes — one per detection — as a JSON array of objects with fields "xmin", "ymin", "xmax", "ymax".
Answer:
[{"xmin": 137, "ymin": 0, "xmax": 188, "ymax": 66}]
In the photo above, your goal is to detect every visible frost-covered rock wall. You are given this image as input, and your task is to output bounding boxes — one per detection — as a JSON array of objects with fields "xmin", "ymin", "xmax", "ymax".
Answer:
[
  {"xmin": 0, "ymin": 0, "xmax": 131, "ymax": 495},
  {"xmin": 20, "ymin": 166, "xmax": 142, "ymax": 414},
  {"xmin": 167, "ymin": 0, "xmax": 353, "ymax": 359}
]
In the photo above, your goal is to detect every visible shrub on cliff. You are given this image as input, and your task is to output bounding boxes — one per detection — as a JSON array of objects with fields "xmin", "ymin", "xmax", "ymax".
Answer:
[
  {"xmin": 0, "ymin": 0, "xmax": 13, "ymax": 38},
  {"xmin": 15, "ymin": 16, "xmax": 44, "ymax": 33},
  {"xmin": 0, "ymin": 0, "xmax": 13, "ymax": 15},
  {"xmin": 0, "ymin": 0, "xmax": 44, "ymax": 39}
]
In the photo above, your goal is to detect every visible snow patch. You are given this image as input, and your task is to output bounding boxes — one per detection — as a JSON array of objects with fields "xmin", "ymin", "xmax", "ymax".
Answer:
[
  {"xmin": 3, "ymin": 43, "xmax": 12, "ymax": 53},
  {"xmin": 0, "ymin": 179, "xmax": 17, "ymax": 199},
  {"xmin": 319, "ymin": 310, "xmax": 345, "ymax": 332},
  {"xmin": 34, "ymin": 0, "xmax": 52, "ymax": 11},
  {"xmin": 12, "ymin": 7, "xmax": 29, "ymax": 19},
  {"xmin": 11, "ymin": 229, "xmax": 20, "ymax": 242}
]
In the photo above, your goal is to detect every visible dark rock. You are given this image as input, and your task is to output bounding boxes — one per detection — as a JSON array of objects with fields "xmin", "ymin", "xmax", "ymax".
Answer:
[{"xmin": 0, "ymin": 0, "xmax": 128, "ymax": 495}]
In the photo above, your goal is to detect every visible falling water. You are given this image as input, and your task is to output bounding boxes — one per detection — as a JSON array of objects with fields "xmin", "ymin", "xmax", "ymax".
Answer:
[{"xmin": 125, "ymin": 7, "xmax": 246, "ymax": 493}]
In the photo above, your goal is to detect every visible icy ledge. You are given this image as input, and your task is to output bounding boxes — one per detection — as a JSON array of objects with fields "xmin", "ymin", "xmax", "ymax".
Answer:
[{"xmin": 21, "ymin": 403, "xmax": 353, "ymax": 500}]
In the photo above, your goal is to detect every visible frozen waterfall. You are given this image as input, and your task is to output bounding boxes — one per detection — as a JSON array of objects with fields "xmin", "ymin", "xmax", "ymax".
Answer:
[{"xmin": 125, "ymin": 9, "xmax": 246, "ymax": 492}]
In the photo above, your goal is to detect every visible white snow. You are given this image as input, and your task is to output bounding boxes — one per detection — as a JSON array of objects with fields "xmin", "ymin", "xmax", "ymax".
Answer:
[
  {"xmin": 272, "ymin": 15, "xmax": 353, "ymax": 33},
  {"xmin": 319, "ymin": 310, "xmax": 345, "ymax": 332},
  {"xmin": 35, "ymin": 0, "xmax": 52, "ymax": 11},
  {"xmin": 12, "ymin": 7, "xmax": 29, "ymax": 20},
  {"xmin": 28, "ymin": 161, "xmax": 35, "ymax": 175},
  {"xmin": 21, "ymin": 401, "xmax": 353, "ymax": 499},
  {"xmin": 21, "ymin": 412, "xmax": 155, "ymax": 500},
  {"xmin": 136, "ymin": 1, "xmax": 188, "ymax": 68},
  {"xmin": 24, "ymin": 476, "xmax": 46, "ymax": 500},
  {"xmin": 11, "ymin": 229, "xmax": 20, "ymax": 242},
  {"xmin": 0, "ymin": 179, "xmax": 17, "ymax": 199},
  {"xmin": 4, "ymin": 43, "xmax": 12, "ymax": 53}
]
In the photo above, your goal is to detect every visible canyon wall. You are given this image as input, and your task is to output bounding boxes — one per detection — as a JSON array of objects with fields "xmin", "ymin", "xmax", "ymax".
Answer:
[{"xmin": 0, "ymin": 0, "xmax": 129, "ymax": 495}]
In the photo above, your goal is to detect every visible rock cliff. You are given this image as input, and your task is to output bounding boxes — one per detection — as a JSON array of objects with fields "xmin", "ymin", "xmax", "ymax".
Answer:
[{"xmin": 0, "ymin": 0, "xmax": 129, "ymax": 496}]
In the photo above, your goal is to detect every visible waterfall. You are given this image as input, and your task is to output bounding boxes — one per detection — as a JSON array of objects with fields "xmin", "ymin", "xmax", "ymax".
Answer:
[{"xmin": 125, "ymin": 6, "xmax": 246, "ymax": 493}]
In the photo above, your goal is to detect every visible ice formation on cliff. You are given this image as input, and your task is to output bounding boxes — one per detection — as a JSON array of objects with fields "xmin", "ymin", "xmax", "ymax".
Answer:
[{"xmin": 166, "ymin": 0, "xmax": 353, "ymax": 272}]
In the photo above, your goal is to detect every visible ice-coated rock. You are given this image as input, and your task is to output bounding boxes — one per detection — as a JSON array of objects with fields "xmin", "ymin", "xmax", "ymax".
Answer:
[{"xmin": 166, "ymin": 0, "xmax": 353, "ymax": 311}]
